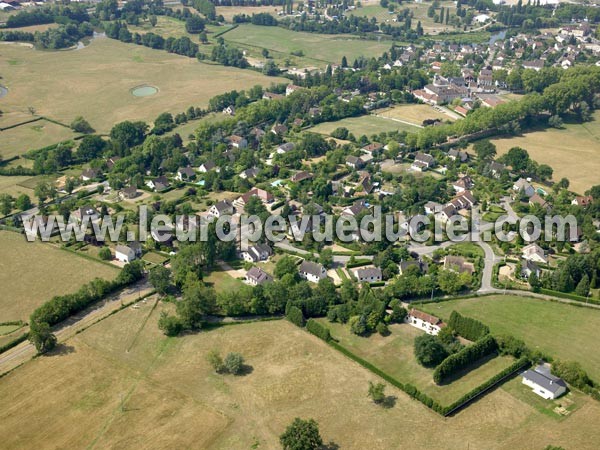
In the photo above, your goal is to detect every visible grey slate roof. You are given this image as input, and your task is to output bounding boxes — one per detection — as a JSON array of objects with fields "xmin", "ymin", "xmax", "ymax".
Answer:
[{"xmin": 523, "ymin": 365, "xmax": 567, "ymax": 395}]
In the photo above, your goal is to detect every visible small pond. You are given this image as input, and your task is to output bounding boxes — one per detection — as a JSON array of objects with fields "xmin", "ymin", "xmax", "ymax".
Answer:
[{"xmin": 131, "ymin": 85, "xmax": 158, "ymax": 97}]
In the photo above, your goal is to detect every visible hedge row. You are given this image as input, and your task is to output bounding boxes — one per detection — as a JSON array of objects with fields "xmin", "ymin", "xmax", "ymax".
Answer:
[
  {"xmin": 539, "ymin": 288, "xmax": 600, "ymax": 305},
  {"xmin": 0, "ymin": 333, "xmax": 28, "ymax": 354},
  {"xmin": 345, "ymin": 259, "xmax": 373, "ymax": 269},
  {"xmin": 306, "ymin": 319, "xmax": 331, "ymax": 342},
  {"xmin": 433, "ymin": 335, "xmax": 498, "ymax": 384},
  {"xmin": 448, "ymin": 310, "xmax": 490, "ymax": 341},
  {"xmin": 286, "ymin": 305, "xmax": 305, "ymax": 328}
]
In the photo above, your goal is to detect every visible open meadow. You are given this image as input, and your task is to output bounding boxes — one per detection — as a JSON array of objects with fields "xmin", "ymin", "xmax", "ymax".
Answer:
[
  {"xmin": 223, "ymin": 24, "xmax": 393, "ymax": 67},
  {"xmin": 490, "ymin": 112, "xmax": 600, "ymax": 194},
  {"xmin": 375, "ymin": 104, "xmax": 453, "ymax": 126},
  {"xmin": 2, "ymin": 307, "xmax": 600, "ymax": 449},
  {"xmin": 421, "ymin": 295, "xmax": 600, "ymax": 381},
  {"xmin": 0, "ymin": 37, "xmax": 286, "ymax": 133},
  {"xmin": 0, "ymin": 119, "xmax": 79, "ymax": 159},
  {"xmin": 310, "ymin": 114, "xmax": 420, "ymax": 137},
  {"xmin": 0, "ymin": 231, "xmax": 119, "ymax": 322}
]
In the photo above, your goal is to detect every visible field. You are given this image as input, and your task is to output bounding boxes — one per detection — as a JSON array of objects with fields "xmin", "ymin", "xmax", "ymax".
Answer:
[
  {"xmin": 203, "ymin": 268, "xmax": 245, "ymax": 294},
  {"xmin": 321, "ymin": 319, "xmax": 515, "ymax": 405},
  {"xmin": 0, "ymin": 37, "xmax": 286, "ymax": 133},
  {"xmin": 0, "ymin": 119, "xmax": 79, "ymax": 159},
  {"xmin": 3, "ymin": 307, "xmax": 600, "ymax": 449},
  {"xmin": 375, "ymin": 104, "xmax": 453, "ymax": 126},
  {"xmin": 0, "ymin": 231, "xmax": 119, "ymax": 322},
  {"xmin": 310, "ymin": 114, "xmax": 419, "ymax": 138},
  {"xmin": 223, "ymin": 24, "xmax": 393, "ymax": 67},
  {"xmin": 490, "ymin": 112, "xmax": 600, "ymax": 195},
  {"xmin": 216, "ymin": 5, "xmax": 281, "ymax": 22},
  {"xmin": 421, "ymin": 295, "xmax": 600, "ymax": 381}
]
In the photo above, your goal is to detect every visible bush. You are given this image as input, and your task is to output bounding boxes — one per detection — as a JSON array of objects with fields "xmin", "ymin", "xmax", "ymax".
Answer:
[
  {"xmin": 376, "ymin": 322, "xmax": 390, "ymax": 336},
  {"xmin": 306, "ymin": 319, "xmax": 331, "ymax": 341},
  {"xmin": 414, "ymin": 334, "xmax": 448, "ymax": 367},
  {"xmin": 433, "ymin": 335, "xmax": 497, "ymax": 384},
  {"xmin": 223, "ymin": 352, "xmax": 245, "ymax": 375},
  {"xmin": 70, "ymin": 116, "xmax": 94, "ymax": 134},
  {"xmin": 448, "ymin": 310, "xmax": 489, "ymax": 341},
  {"xmin": 287, "ymin": 306, "xmax": 305, "ymax": 327},
  {"xmin": 98, "ymin": 247, "xmax": 112, "ymax": 260},
  {"xmin": 368, "ymin": 381, "xmax": 386, "ymax": 404},
  {"xmin": 158, "ymin": 312, "xmax": 183, "ymax": 336},
  {"xmin": 551, "ymin": 360, "xmax": 592, "ymax": 390}
]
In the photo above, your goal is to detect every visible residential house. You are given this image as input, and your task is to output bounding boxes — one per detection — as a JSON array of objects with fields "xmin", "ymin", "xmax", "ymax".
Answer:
[
  {"xmin": 362, "ymin": 142, "xmax": 383, "ymax": 156},
  {"xmin": 198, "ymin": 161, "xmax": 217, "ymax": 173},
  {"xmin": 176, "ymin": 166, "xmax": 196, "ymax": 182},
  {"xmin": 522, "ymin": 243, "xmax": 548, "ymax": 264},
  {"xmin": 241, "ymin": 243, "xmax": 273, "ymax": 263},
  {"xmin": 115, "ymin": 245, "xmax": 136, "ymax": 263},
  {"xmin": 398, "ymin": 260, "xmax": 428, "ymax": 276},
  {"xmin": 81, "ymin": 168, "xmax": 100, "ymax": 181},
  {"xmin": 529, "ymin": 193, "xmax": 551, "ymax": 210},
  {"xmin": 298, "ymin": 260, "xmax": 327, "ymax": 283},
  {"xmin": 262, "ymin": 92, "xmax": 284, "ymax": 101},
  {"xmin": 346, "ymin": 155, "xmax": 365, "ymax": 170},
  {"xmin": 233, "ymin": 188, "xmax": 274, "ymax": 210},
  {"xmin": 448, "ymin": 190, "xmax": 476, "ymax": 210},
  {"xmin": 209, "ymin": 200, "xmax": 234, "ymax": 218},
  {"xmin": 227, "ymin": 135, "xmax": 248, "ymax": 149},
  {"xmin": 271, "ymin": 124, "xmax": 288, "ymax": 136},
  {"xmin": 72, "ymin": 205, "xmax": 99, "ymax": 223},
  {"xmin": 411, "ymin": 152, "xmax": 436, "ymax": 172},
  {"xmin": 521, "ymin": 258, "xmax": 541, "ymax": 279},
  {"xmin": 120, "ymin": 186, "xmax": 139, "ymax": 200},
  {"xmin": 522, "ymin": 60, "xmax": 544, "ymax": 71},
  {"xmin": 222, "ymin": 105, "xmax": 235, "ymax": 116},
  {"xmin": 522, "ymin": 364, "xmax": 567, "ymax": 399},
  {"xmin": 424, "ymin": 201, "xmax": 444, "ymax": 215},
  {"xmin": 276, "ymin": 142, "xmax": 295, "ymax": 154},
  {"xmin": 240, "ymin": 167, "xmax": 259, "ymax": 180},
  {"xmin": 513, "ymin": 178, "xmax": 535, "ymax": 198},
  {"xmin": 286, "ymin": 84, "xmax": 302, "ymax": 96},
  {"xmin": 444, "ymin": 255, "xmax": 475, "ymax": 274},
  {"xmin": 405, "ymin": 309, "xmax": 446, "ymax": 336},
  {"xmin": 572, "ymin": 195, "xmax": 593, "ymax": 207},
  {"xmin": 245, "ymin": 266, "xmax": 273, "ymax": 286},
  {"xmin": 448, "ymin": 149, "xmax": 469, "ymax": 162},
  {"xmin": 353, "ymin": 267, "xmax": 383, "ymax": 283},
  {"xmin": 489, "ymin": 161, "xmax": 507, "ymax": 178},
  {"xmin": 342, "ymin": 200, "xmax": 370, "ymax": 217},
  {"xmin": 146, "ymin": 176, "xmax": 170, "ymax": 192},
  {"xmin": 452, "ymin": 176, "xmax": 474, "ymax": 193},
  {"xmin": 290, "ymin": 171, "xmax": 313, "ymax": 183}
]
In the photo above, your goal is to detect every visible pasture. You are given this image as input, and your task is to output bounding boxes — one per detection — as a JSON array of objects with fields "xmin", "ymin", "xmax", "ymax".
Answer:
[
  {"xmin": 216, "ymin": 5, "xmax": 281, "ymax": 22},
  {"xmin": 0, "ymin": 119, "xmax": 78, "ymax": 159},
  {"xmin": 223, "ymin": 24, "xmax": 393, "ymax": 67},
  {"xmin": 2, "ymin": 308, "xmax": 600, "ymax": 449},
  {"xmin": 0, "ymin": 37, "xmax": 286, "ymax": 133},
  {"xmin": 490, "ymin": 112, "xmax": 600, "ymax": 194},
  {"xmin": 0, "ymin": 231, "xmax": 119, "ymax": 322},
  {"xmin": 321, "ymin": 319, "xmax": 515, "ymax": 405},
  {"xmin": 375, "ymin": 104, "xmax": 453, "ymax": 126},
  {"xmin": 421, "ymin": 295, "xmax": 600, "ymax": 381},
  {"xmin": 310, "ymin": 114, "xmax": 419, "ymax": 138}
]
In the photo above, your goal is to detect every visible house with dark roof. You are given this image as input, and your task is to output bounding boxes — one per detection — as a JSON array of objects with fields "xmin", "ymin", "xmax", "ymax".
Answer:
[
  {"xmin": 522, "ymin": 364, "xmax": 567, "ymax": 399},
  {"xmin": 176, "ymin": 166, "xmax": 196, "ymax": 182},
  {"xmin": 353, "ymin": 267, "xmax": 382, "ymax": 283},
  {"xmin": 290, "ymin": 171, "xmax": 313, "ymax": 183},
  {"xmin": 452, "ymin": 176, "xmax": 474, "ymax": 193},
  {"xmin": 276, "ymin": 142, "xmax": 295, "ymax": 154},
  {"xmin": 209, "ymin": 200, "xmax": 234, "ymax": 218},
  {"xmin": 411, "ymin": 152, "xmax": 436, "ymax": 171},
  {"xmin": 246, "ymin": 266, "xmax": 273, "ymax": 286},
  {"xmin": 241, "ymin": 243, "xmax": 273, "ymax": 263},
  {"xmin": 240, "ymin": 167, "xmax": 259, "ymax": 180},
  {"xmin": 444, "ymin": 255, "xmax": 475, "ymax": 274},
  {"xmin": 146, "ymin": 176, "xmax": 170, "ymax": 192},
  {"xmin": 81, "ymin": 168, "xmax": 100, "ymax": 181},
  {"xmin": 298, "ymin": 260, "xmax": 327, "ymax": 283},
  {"xmin": 342, "ymin": 200, "xmax": 369, "ymax": 217},
  {"xmin": 120, "ymin": 186, "xmax": 139, "ymax": 200},
  {"xmin": 345, "ymin": 155, "xmax": 365, "ymax": 170}
]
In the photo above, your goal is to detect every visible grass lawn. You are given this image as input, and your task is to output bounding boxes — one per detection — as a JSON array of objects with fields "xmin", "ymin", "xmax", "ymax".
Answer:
[
  {"xmin": 142, "ymin": 251, "xmax": 169, "ymax": 265},
  {"xmin": 490, "ymin": 112, "xmax": 600, "ymax": 195},
  {"xmin": 449, "ymin": 242, "xmax": 485, "ymax": 258},
  {"xmin": 0, "ymin": 231, "xmax": 119, "ymax": 322},
  {"xmin": 321, "ymin": 319, "xmax": 516, "ymax": 405},
  {"xmin": 375, "ymin": 104, "xmax": 453, "ymax": 126},
  {"xmin": 4, "ymin": 307, "xmax": 600, "ymax": 449},
  {"xmin": 421, "ymin": 295, "xmax": 600, "ymax": 381},
  {"xmin": 0, "ymin": 37, "xmax": 286, "ymax": 133},
  {"xmin": 203, "ymin": 269, "xmax": 245, "ymax": 294},
  {"xmin": 223, "ymin": 24, "xmax": 393, "ymax": 67},
  {"xmin": 310, "ymin": 114, "xmax": 419, "ymax": 137},
  {"xmin": 0, "ymin": 119, "xmax": 78, "ymax": 159}
]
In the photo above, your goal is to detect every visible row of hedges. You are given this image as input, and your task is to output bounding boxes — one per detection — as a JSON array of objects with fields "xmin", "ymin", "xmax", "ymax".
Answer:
[
  {"xmin": 345, "ymin": 259, "xmax": 373, "ymax": 269},
  {"xmin": 433, "ymin": 335, "xmax": 498, "ymax": 384},
  {"xmin": 0, "ymin": 333, "xmax": 28, "ymax": 354},
  {"xmin": 286, "ymin": 305, "xmax": 305, "ymax": 328},
  {"xmin": 448, "ymin": 310, "xmax": 490, "ymax": 341},
  {"xmin": 306, "ymin": 319, "xmax": 331, "ymax": 342},
  {"xmin": 539, "ymin": 288, "xmax": 600, "ymax": 306},
  {"xmin": 30, "ymin": 261, "xmax": 144, "ymax": 327}
]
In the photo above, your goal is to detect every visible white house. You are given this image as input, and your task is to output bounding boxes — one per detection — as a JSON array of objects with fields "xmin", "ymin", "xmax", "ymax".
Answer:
[
  {"xmin": 115, "ymin": 245, "xmax": 136, "ymax": 263},
  {"xmin": 298, "ymin": 260, "xmax": 327, "ymax": 283},
  {"xmin": 522, "ymin": 364, "xmax": 567, "ymax": 399},
  {"xmin": 245, "ymin": 266, "xmax": 273, "ymax": 286},
  {"xmin": 353, "ymin": 267, "xmax": 382, "ymax": 283},
  {"xmin": 522, "ymin": 243, "xmax": 548, "ymax": 264},
  {"xmin": 513, "ymin": 178, "xmax": 535, "ymax": 198},
  {"xmin": 241, "ymin": 243, "xmax": 273, "ymax": 263},
  {"xmin": 209, "ymin": 200, "xmax": 234, "ymax": 218},
  {"xmin": 176, "ymin": 166, "xmax": 196, "ymax": 181},
  {"xmin": 405, "ymin": 309, "xmax": 445, "ymax": 336}
]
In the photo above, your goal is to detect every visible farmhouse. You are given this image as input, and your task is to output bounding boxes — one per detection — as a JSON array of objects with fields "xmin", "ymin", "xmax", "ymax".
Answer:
[
  {"xmin": 522, "ymin": 364, "xmax": 567, "ymax": 399},
  {"xmin": 298, "ymin": 260, "xmax": 327, "ymax": 283},
  {"xmin": 352, "ymin": 267, "xmax": 382, "ymax": 283},
  {"xmin": 245, "ymin": 266, "xmax": 273, "ymax": 286},
  {"xmin": 405, "ymin": 309, "xmax": 445, "ymax": 336},
  {"xmin": 115, "ymin": 245, "xmax": 137, "ymax": 263}
]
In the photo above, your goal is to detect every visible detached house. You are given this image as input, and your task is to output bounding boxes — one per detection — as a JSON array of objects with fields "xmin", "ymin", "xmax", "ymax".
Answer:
[
  {"xmin": 298, "ymin": 260, "xmax": 327, "ymax": 283},
  {"xmin": 241, "ymin": 243, "xmax": 273, "ymax": 263},
  {"xmin": 245, "ymin": 267, "xmax": 273, "ymax": 286},
  {"xmin": 115, "ymin": 245, "xmax": 137, "ymax": 263},
  {"xmin": 81, "ymin": 168, "xmax": 100, "ymax": 181},
  {"xmin": 522, "ymin": 364, "xmax": 567, "ymax": 399},
  {"xmin": 353, "ymin": 267, "xmax": 382, "ymax": 283},
  {"xmin": 227, "ymin": 135, "xmax": 248, "ymax": 149},
  {"xmin": 406, "ymin": 309, "xmax": 445, "ymax": 336},
  {"xmin": 444, "ymin": 255, "xmax": 475, "ymax": 275},
  {"xmin": 146, "ymin": 176, "xmax": 170, "ymax": 192},
  {"xmin": 513, "ymin": 178, "xmax": 535, "ymax": 198},
  {"xmin": 346, "ymin": 155, "xmax": 365, "ymax": 170},
  {"xmin": 233, "ymin": 188, "xmax": 274, "ymax": 211},
  {"xmin": 522, "ymin": 243, "xmax": 548, "ymax": 264},
  {"xmin": 411, "ymin": 152, "xmax": 436, "ymax": 172},
  {"xmin": 452, "ymin": 176, "xmax": 474, "ymax": 193},
  {"xmin": 176, "ymin": 166, "xmax": 196, "ymax": 182},
  {"xmin": 209, "ymin": 200, "xmax": 234, "ymax": 218}
]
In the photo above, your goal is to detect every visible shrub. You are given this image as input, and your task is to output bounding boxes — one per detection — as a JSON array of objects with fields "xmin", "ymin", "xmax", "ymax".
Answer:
[
  {"xmin": 287, "ymin": 306, "xmax": 305, "ymax": 327},
  {"xmin": 368, "ymin": 381, "xmax": 386, "ymax": 404},
  {"xmin": 223, "ymin": 352, "xmax": 245, "ymax": 375},
  {"xmin": 306, "ymin": 319, "xmax": 331, "ymax": 341},
  {"xmin": 448, "ymin": 310, "xmax": 490, "ymax": 341},
  {"xmin": 376, "ymin": 322, "xmax": 390, "ymax": 336},
  {"xmin": 158, "ymin": 312, "xmax": 183, "ymax": 336},
  {"xmin": 414, "ymin": 334, "xmax": 448, "ymax": 367},
  {"xmin": 433, "ymin": 335, "xmax": 497, "ymax": 384},
  {"xmin": 98, "ymin": 247, "xmax": 112, "ymax": 260}
]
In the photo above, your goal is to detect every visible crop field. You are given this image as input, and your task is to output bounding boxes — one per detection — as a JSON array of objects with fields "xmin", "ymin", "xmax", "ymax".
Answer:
[
  {"xmin": 223, "ymin": 24, "xmax": 393, "ymax": 67},
  {"xmin": 2, "ymin": 308, "xmax": 600, "ymax": 449},
  {"xmin": 0, "ymin": 37, "xmax": 286, "ymax": 133},
  {"xmin": 0, "ymin": 119, "xmax": 78, "ymax": 159},
  {"xmin": 0, "ymin": 231, "xmax": 119, "ymax": 322},
  {"xmin": 310, "ymin": 114, "xmax": 420, "ymax": 137},
  {"xmin": 490, "ymin": 112, "xmax": 600, "ymax": 195},
  {"xmin": 421, "ymin": 295, "xmax": 600, "ymax": 381},
  {"xmin": 321, "ymin": 319, "xmax": 516, "ymax": 405},
  {"xmin": 375, "ymin": 104, "xmax": 453, "ymax": 126}
]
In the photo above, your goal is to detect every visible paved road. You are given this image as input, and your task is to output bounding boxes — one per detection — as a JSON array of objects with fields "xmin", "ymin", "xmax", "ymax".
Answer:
[
  {"xmin": 476, "ymin": 241, "xmax": 503, "ymax": 293},
  {"xmin": 0, "ymin": 279, "xmax": 153, "ymax": 376}
]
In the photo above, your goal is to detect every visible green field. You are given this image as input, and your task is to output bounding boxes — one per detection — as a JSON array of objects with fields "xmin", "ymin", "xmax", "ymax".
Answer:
[
  {"xmin": 223, "ymin": 24, "xmax": 393, "ymax": 67},
  {"xmin": 310, "ymin": 114, "xmax": 419, "ymax": 137},
  {"xmin": 0, "ymin": 231, "xmax": 119, "ymax": 322},
  {"xmin": 321, "ymin": 319, "xmax": 515, "ymax": 405},
  {"xmin": 491, "ymin": 112, "xmax": 600, "ymax": 195},
  {"xmin": 3, "ymin": 307, "xmax": 600, "ymax": 449},
  {"xmin": 421, "ymin": 295, "xmax": 600, "ymax": 381},
  {"xmin": 0, "ymin": 119, "xmax": 78, "ymax": 159},
  {"xmin": 204, "ymin": 269, "xmax": 245, "ymax": 294},
  {"xmin": 0, "ymin": 37, "xmax": 286, "ymax": 133}
]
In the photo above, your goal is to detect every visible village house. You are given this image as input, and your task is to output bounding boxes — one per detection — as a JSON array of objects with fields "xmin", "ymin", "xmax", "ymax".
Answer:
[
  {"xmin": 572, "ymin": 195, "xmax": 593, "ymax": 207},
  {"xmin": 119, "ymin": 186, "xmax": 139, "ymax": 200},
  {"xmin": 146, "ymin": 176, "xmax": 170, "ymax": 192},
  {"xmin": 529, "ymin": 193, "xmax": 551, "ymax": 210},
  {"xmin": 115, "ymin": 245, "xmax": 137, "ymax": 263},
  {"xmin": 405, "ymin": 309, "xmax": 446, "ymax": 336},
  {"xmin": 222, "ymin": 105, "xmax": 235, "ymax": 116},
  {"xmin": 513, "ymin": 178, "xmax": 536, "ymax": 198},
  {"xmin": 276, "ymin": 142, "xmax": 295, "ymax": 154},
  {"xmin": 489, "ymin": 161, "xmax": 507, "ymax": 178},
  {"xmin": 398, "ymin": 260, "xmax": 428, "ymax": 276},
  {"xmin": 241, "ymin": 243, "xmax": 273, "ymax": 263},
  {"xmin": 198, "ymin": 161, "xmax": 217, "ymax": 173},
  {"xmin": 522, "ymin": 364, "xmax": 567, "ymax": 399},
  {"xmin": 521, "ymin": 258, "xmax": 541, "ymax": 279},
  {"xmin": 444, "ymin": 255, "xmax": 475, "ymax": 275},
  {"xmin": 448, "ymin": 149, "xmax": 469, "ymax": 163},
  {"xmin": 71, "ymin": 205, "xmax": 100, "ymax": 223},
  {"xmin": 233, "ymin": 187, "xmax": 274, "ymax": 211},
  {"xmin": 286, "ymin": 84, "xmax": 303, "ymax": 96},
  {"xmin": 353, "ymin": 267, "xmax": 383, "ymax": 283},
  {"xmin": 262, "ymin": 91, "xmax": 284, "ymax": 101},
  {"xmin": 176, "ymin": 166, "xmax": 196, "ymax": 182},
  {"xmin": 411, "ymin": 152, "xmax": 436, "ymax": 172},
  {"xmin": 209, "ymin": 200, "xmax": 234, "ymax": 218},
  {"xmin": 522, "ymin": 243, "xmax": 548, "ymax": 264},
  {"xmin": 245, "ymin": 266, "xmax": 273, "ymax": 286},
  {"xmin": 81, "ymin": 168, "xmax": 100, "ymax": 181},
  {"xmin": 342, "ymin": 200, "xmax": 370, "ymax": 217},
  {"xmin": 452, "ymin": 176, "xmax": 474, "ymax": 193},
  {"xmin": 298, "ymin": 260, "xmax": 327, "ymax": 283},
  {"xmin": 448, "ymin": 190, "xmax": 476, "ymax": 210},
  {"xmin": 239, "ymin": 167, "xmax": 259, "ymax": 180},
  {"xmin": 346, "ymin": 155, "xmax": 365, "ymax": 170},
  {"xmin": 271, "ymin": 124, "xmax": 288, "ymax": 136},
  {"xmin": 227, "ymin": 135, "xmax": 248, "ymax": 149},
  {"xmin": 290, "ymin": 171, "xmax": 313, "ymax": 183}
]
